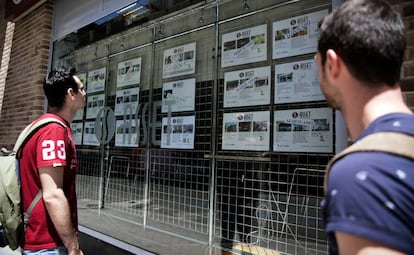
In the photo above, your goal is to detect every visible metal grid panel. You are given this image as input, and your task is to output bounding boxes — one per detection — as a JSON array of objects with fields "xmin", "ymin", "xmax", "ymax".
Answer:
[
  {"xmin": 148, "ymin": 149, "xmax": 210, "ymax": 234},
  {"xmin": 77, "ymin": 150, "xmax": 102, "ymax": 208},
  {"xmin": 146, "ymin": 81, "xmax": 212, "ymax": 237},
  {"xmin": 215, "ymin": 159, "xmax": 329, "ymax": 255}
]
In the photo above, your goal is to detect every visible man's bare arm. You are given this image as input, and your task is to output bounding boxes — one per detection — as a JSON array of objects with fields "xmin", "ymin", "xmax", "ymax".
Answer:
[
  {"xmin": 336, "ymin": 232, "xmax": 405, "ymax": 255},
  {"xmin": 39, "ymin": 166, "xmax": 83, "ymax": 255}
]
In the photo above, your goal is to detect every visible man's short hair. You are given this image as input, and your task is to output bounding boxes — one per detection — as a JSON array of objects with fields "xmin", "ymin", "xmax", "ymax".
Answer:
[
  {"xmin": 318, "ymin": 0, "xmax": 406, "ymax": 86},
  {"xmin": 43, "ymin": 67, "xmax": 79, "ymax": 109}
]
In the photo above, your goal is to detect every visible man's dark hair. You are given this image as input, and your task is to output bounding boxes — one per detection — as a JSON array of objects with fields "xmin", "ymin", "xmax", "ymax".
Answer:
[
  {"xmin": 318, "ymin": 0, "xmax": 406, "ymax": 86},
  {"xmin": 43, "ymin": 67, "xmax": 79, "ymax": 109}
]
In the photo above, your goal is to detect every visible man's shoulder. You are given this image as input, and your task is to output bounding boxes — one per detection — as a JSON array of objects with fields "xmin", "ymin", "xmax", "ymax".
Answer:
[{"xmin": 365, "ymin": 113, "xmax": 414, "ymax": 136}]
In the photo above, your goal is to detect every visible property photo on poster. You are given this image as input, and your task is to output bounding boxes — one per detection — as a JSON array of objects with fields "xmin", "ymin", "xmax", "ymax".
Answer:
[
  {"xmin": 275, "ymin": 59, "xmax": 324, "ymax": 103},
  {"xmin": 161, "ymin": 115, "xmax": 195, "ymax": 149},
  {"xmin": 117, "ymin": 57, "xmax": 142, "ymax": 87},
  {"xmin": 222, "ymin": 24, "xmax": 267, "ymax": 67},
  {"xmin": 162, "ymin": 78, "xmax": 195, "ymax": 113},
  {"xmin": 273, "ymin": 107, "xmax": 333, "ymax": 153},
  {"xmin": 222, "ymin": 111, "xmax": 270, "ymax": 151},
  {"xmin": 272, "ymin": 9, "xmax": 328, "ymax": 59},
  {"xmin": 115, "ymin": 87, "xmax": 140, "ymax": 116},
  {"xmin": 87, "ymin": 67, "xmax": 106, "ymax": 93},
  {"xmin": 162, "ymin": 42, "xmax": 196, "ymax": 79},
  {"xmin": 224, "ymin": 66, "xmax": 271, "ymax": 108}
]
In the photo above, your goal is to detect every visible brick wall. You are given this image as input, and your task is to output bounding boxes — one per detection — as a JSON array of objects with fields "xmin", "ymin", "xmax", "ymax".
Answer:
[
  {"xmin": 390, "ymin": 0, "xmax": 414, "ymax": 108},
  {"xmin": 0, "ymin": 0, "xmax": 5, "ymax": 64},
  {"xmin": 0, "ymin": 1, "xmax": 54, "ymax": 149},
  {"xmin": 0, "ymin": 0, "xmax": 6, "ymax": 118}
]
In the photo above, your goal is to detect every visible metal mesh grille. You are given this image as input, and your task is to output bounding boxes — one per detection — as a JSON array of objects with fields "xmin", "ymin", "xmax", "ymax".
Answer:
[{"xmin": 72, "ymin": 2, "xmax": 334, "ymax": 254}]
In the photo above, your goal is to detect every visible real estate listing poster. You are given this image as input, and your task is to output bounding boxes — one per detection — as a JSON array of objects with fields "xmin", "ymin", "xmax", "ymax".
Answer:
[
  {"xmin": 221, "ymin": 24, "xmax": 267, "ymax": 67},
  {"xmin": 86, "ymin": 93, "xmax": 105, "ymax": 119},
  {"xmin": 162, "ymin": 78, "xmax": 195, "ymax": 113},
  {"xmin": 115, "ymin": 87, "xmax": 140, "ymax": 116},
  {"xmin": 162, "ymin": 42, "xmax": 196, "ymax": 79},
  {"xmin": 115, "ymin": 119, "xmax": 140, "ymax": 147},
  {"xmin": 70, "ymin": 122, "xmax": 83, "ymax": 145},
  {"xmin": 74, "ymin": 72, "xmax": 87, "ymax": 121},
  {"xmin": 87, "ymin": 67, "xmax": 106, "ymax": 93},
  {"xmin": 224, "ymin": 66, "xmax": 271, "ymax": 108},
  {"xmin": 222, "ymin": 111, "xmax": 270, "ymax": 151},
  {"xmin": 273, "ymin": 107, "xmax": 333, "ymax": 153},
  {"xmin": 274, "ymin": 59, "xmax": 324, "ymax": 104},
  {"xmin": 83, "ymin": 121, "xmax": 99, "ymax": 146},
  {"xmin": 117, "ymin": 57, "xmax": 142, "ymax": 87},
  {"xmin": 272, "ymin": 9, "xmax": 328, "ymax": 59},
  {"xmin": 161, "ymin": 115, "xmax": 195, "ymax": 149}
]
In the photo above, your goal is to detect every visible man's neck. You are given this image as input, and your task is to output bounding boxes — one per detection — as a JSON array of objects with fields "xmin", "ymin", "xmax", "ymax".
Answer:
[
  {"xmin": 343, "ymin": 85, "xmax": 412, "ymax": 141},
  {"xmin": 48, "ymin": 108, "xmax": 73, "ymax": 124}
]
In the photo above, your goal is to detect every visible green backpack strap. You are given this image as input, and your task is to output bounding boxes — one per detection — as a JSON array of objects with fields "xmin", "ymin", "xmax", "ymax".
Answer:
[
  {"xmin": 324, "ymin": 132, "xmax": 414, "ymax": 192},
  {"xmin": 13, "ymin": 117, "xmax": 67, "ymax": 154}
]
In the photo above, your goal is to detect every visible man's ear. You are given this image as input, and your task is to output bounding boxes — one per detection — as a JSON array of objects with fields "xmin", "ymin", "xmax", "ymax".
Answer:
[
  {"xmin": 325, "ymin": 49, "xmax": 341, "ymax": 79},
  {"xmin": 67, "ymin": 88, "xmax": 75, "ymax": 99}
]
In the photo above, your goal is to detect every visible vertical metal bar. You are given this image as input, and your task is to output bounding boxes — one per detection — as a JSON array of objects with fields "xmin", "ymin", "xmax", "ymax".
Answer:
[
  {"xmin": 208, "ymin": 0, "xmax": 220, "ymax": 247},
  {"xmin": 143, "ymin": 25, "xmax": 157, "ymax": 228}
]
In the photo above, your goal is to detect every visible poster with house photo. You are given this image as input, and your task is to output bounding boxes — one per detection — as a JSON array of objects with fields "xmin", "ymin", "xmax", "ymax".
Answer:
[
  {"xmin": 222, "ymin": 111, "xmax": 270, "ymax": 151},
  {"xmin": 114, "ymin": 87, "xmax": 140, "ymax": 116},
  {"xmin": 162, "ymin": 42, "xmax": 196, "ymax": 79},
  {"xmin": 224, "ymin": 66, "xmax": 271, "ymax": 108},
  {"xmin": 274, "ymin": 59, "xmax": 324, "ymax": 104},
  {"xmin": 272, "ymin": 9, "xmax": 328, "ymax": 59},
  {"xmin": 117, "ymin": 57, "xmax": 142, "ymax": 88},
  {"xmin": 273, "ymin": 107, "xmax": 333, "ymax": 153},
  {"xmin": 161, "ymin": 115, "xmax": 195, "ymax": 149},
  {"xmin": 86, "ymin": 93, "xmax": 105, "ymax": 119},
  {"xmin": 162, "ymin": 78, "xmax": 195, "ymax": 113},
  {"xmin": 221, "ymin": 24, "xmax": 267, "ymax": 67},
  {"xmin": 87, "ymin": 67, "xmax": 106, "ymax": 93},
  {"xmin": 115, "ymin": 119, "xmax": 140, "ymax": 147},
  {"xmin": 70, "ymin": 122, "xmax": 83, "ymax": 145},
  {"xmin": 83, "ymin": 121, "xmax": 99, "ymax": 146}
]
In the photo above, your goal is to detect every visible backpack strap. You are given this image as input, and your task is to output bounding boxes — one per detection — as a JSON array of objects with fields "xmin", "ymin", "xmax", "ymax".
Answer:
[
  {"xmin": 324, "ymin": 132, "xmax": 414, "ymax": 192},
  {"xmin": 23, "ymin": 191, "xmax": 42, "ymax": 229},
  {"xmin": 13, "ymin": 117, "xmax": 67, "ymax": 154}
]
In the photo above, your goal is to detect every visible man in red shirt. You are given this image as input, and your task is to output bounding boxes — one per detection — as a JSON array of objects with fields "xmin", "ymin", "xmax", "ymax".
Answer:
[{"xmin": 19, "ymin": 68, "xmax": 86, "ymax": 255}]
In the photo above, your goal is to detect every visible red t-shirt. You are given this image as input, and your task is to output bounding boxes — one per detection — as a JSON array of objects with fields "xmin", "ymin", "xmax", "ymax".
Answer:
[{"xmin": 19, "ymin": 113, "xmax": 78, "ymax": 250}]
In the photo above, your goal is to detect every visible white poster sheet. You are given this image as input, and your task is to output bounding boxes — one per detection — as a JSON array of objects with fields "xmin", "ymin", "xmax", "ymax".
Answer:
[
  {"xmin": 222, "ymin": 111, "xmax": 270, "ymax": 151},
  {"xmin": 115, "ymin": 119, "xmax": 140, "ymax": 147},
  {"xmin": 273, "ymin": 107, "xmax": 333, "ymax": 153},
  {"xmin": 74, "ymin": 73, "xmax": 87, "ymax": 121},
  {"xmin": 87, "ymin": 67, "xmax": 106, "ymax": 93},
  {"xmin": 117, "ymin": 57, "xmax": 142, "ymax": 88},
  {"xmin": 224, "ymin": 66, "xmax": 271, "ymax": 108},
  {"xmin": 115, "ymin": 87, "xmax": 140, "ymax": 116},
  {"xmin": 221, "ymin": 24, "xmax": 267, "ymax": 68},
  {"xmin": 162, "ymin": 42, "xmax": 196, "ymax": 79},
  {"xmin": 162, "ymin": 78, "xmax": 196, "ymax": 113},
  {"xmin": 86, "ymin": 93, "xmax": 105, "ymax": 119},
  {"xmin": 275, "ymin": 59, "xmax": 324, "ymax": 104},
  {"xmin": 272, "ymin": 9, "xmax": 328, "ymax": 59},
  {"xmin": 83, "ymin": 121, "xmax": 99, "ymax": 146},
  {"xmin": 70, "ymin": 122, "xmax": 83, "ymax": 145},
  {"xmin": 161, "ymin": 115, "xmax": 195, "ymax": 149}
]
